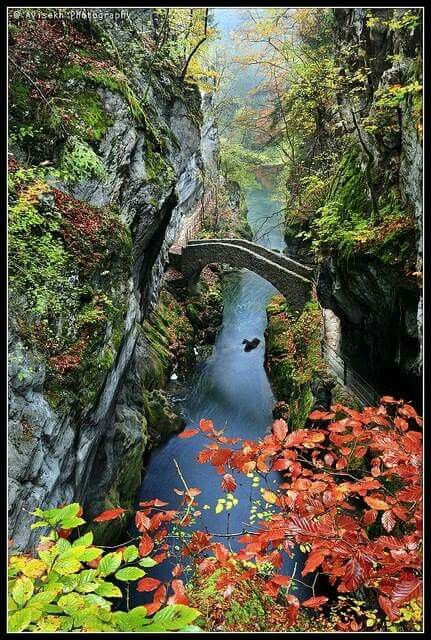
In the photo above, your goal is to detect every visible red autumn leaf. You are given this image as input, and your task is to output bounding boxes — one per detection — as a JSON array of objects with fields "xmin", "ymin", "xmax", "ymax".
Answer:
[
  {"xmin": 154, "ymin": 583, "xmax": 167, "ymax": 603},
  {"xmin": 324, "ymin": 453, "xmax": 335, "ymax": 467},
  {"xmin": 135, "ymin": 511, "xmax": 151, "ymax": 532},
  {"xmin": 382, "ymin": 510, "xmax": 397, "ymax": 532},
  {"xmin": 271, "ymin": 574, "xmax": 291, "ymax": 586},
  {"xmin": 398, "ymin": 403, "xmax": 417, "ymax": 418},
  {"xmin": 221, "ymin": 473, "xmax": 237, "ymax": 492},
  {"xmin": 272, "ymin": 457, "xmax": 292, "ymax": 471},
  {"xmin": 199, "ymin": 418, "xmax": 214, "ymax": 432},
  {"xmin": 186, "ymin": 487, "xmax": 202, "ymax": 498},
  {"xmin": 335, "ymin": 456, "xmax": 347, "ymax": 470},
  {"xmin": 302, "ymin": 549, "xmax": 327, "ymax": 576},
  {"xmin": 172, "ymin": 564, "xmax": 183, "ymax": 577},
  {"xmin": 86, "ymin": 556, "xmax": 101, "ymax": 569},
  {"xmin": 391, "ymin": 576, "xmax": 422, "ymax": 605},
  {"xmin": 210, "ymin": 449, "xmax": 232, "ymax": 467},
  {"xmin": 394, "ymin": 416, "xmax": 409, "ymax": 431},
  {"xmin": 265, "ymin": 580, "xmax": 280, "ymax": 597},
  {"xmin": 363, "ymin": 509, "xmax": 378, "ymax": 525},
  {"xmin": 138, "ymin": 533, "xmax": 154, "ymax": 557},
  {"xmin": 197, "ymin": 448, "xmax": 214, "ymax": 464},
  {"xmin": 168, "ymin": 579, "xmax": 189, "ymax": 605},
  {"xmin": 302, "ymin": 596, "xmax": 329, "ymax": 608},
  {"xmin": 144, "ymin": 601, "xmax": 162, "ymax": 616},
  {"xmin": 153, "ymin": 552, "xmax": 167, "ymax": 564},
  {"xmin": 342, "ymin": 557, "xmax": 363, "ymax": 591},
  {"xmin": 139, "ymin": 498, "xmax": 169, "ymax": 508},
  {"xmin": 286, "ymin": 595, "xmax": 300, "ymax": 626},
  {"xmin": 153, "ymin": 499, "xmax": 169, "ymax": 507},
  {"xmin": 364, "ymin": 496, "xmax": 391, "ymax": 511},
  {"xmin": 308, "ymin": 410, "xmax": 335, "ymax": 421},
  {"xmin": 378, "ymin": 594, "xmax": 400, "ymax": 621},
  {"xmin": 154, "ymin": 527, "xmax": 168, "ymax": 541},
  {"xmin": 213, "ymin": 543, "xmax": 229, "ymax": 564},
  {"xmin": 58, "ymin": 528, "xmax": 72, "ymax": 539},
  {"xmin": 273, "ymin": 418, "xmax": 288, "ymax": 441},
  {"xmin": 137, "ymin": 577, "xmax": 161, "ymax": 592},
  {"xmin": 93, "ymin": 507, "xmax": 125, "ymax": 523},
  {"xmin": 178, "ymin": 428, "xmax": 199, "ymax": 439}
]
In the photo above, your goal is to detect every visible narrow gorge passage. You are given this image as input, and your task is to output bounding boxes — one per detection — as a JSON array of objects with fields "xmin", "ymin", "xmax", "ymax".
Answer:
[
  {"xmin": 7, "ymin": 7, "xmax": 423, "ymax": 633},
  {"xmin": 133, "ymin": 188, "xmax": 311, "ymax": 601}
]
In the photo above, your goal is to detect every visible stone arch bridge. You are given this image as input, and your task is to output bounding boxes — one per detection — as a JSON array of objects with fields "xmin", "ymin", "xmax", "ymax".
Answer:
[{"xmin": 168, "ymin": 238, "xmax": 315, "ymax": 312}]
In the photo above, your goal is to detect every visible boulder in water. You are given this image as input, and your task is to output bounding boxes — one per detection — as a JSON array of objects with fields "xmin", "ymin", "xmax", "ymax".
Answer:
[{"xmin": 242, "ymin": 337, "xmax": 260, "ymax": 352}]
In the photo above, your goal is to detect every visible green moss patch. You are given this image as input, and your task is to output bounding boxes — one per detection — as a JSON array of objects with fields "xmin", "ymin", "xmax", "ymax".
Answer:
[
  {"xmin": 265, "ymin": 295, "xmax": 325, "ymax": 429},
  {"xmin": 310, "ymin": 146, "xmax": 417, "ymax": 270},
  {"xmin": 9, "ymin": 163, "xmax": 131, "ymax": 411}
]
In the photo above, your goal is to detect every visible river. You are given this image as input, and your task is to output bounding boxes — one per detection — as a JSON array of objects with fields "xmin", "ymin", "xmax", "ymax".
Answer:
[{"xmin": 132, "ymin": 188, "xmax": 311, "ymax": 604}]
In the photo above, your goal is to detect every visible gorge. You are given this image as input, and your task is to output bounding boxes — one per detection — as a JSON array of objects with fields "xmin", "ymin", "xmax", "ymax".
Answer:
[{"xmin": 7, "ymin": 7, "xmax": 423, "ymax": 634}]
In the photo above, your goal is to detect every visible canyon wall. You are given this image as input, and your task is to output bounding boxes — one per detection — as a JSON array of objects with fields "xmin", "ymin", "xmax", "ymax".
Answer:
[{"xmin": 8, "ymin": 9, "xmax": 216, "ymax": 549}]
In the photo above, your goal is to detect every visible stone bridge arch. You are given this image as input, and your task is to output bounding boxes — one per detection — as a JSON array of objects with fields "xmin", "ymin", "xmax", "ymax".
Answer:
[{"xmin": 168, "ymin": 239, "xmax": 314, "ymax": 312}]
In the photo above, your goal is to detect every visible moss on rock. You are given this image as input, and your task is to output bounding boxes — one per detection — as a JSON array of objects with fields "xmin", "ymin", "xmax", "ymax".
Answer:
[{"xmin": 265, "ymin": 294, "xmax": 325, "ymax": 429}]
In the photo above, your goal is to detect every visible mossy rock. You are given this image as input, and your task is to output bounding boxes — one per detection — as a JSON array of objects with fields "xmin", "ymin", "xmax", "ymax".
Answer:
[
  {"xmin": 142, "ymin": 388, "xmax": 184, "ymax": 442},
  {"xmin": 265, "ymin": 295, "xmax": 325, "ymax": 429},
  {"xmin": 89, "ymin": 413, "xmax": 149, "ymax": 545}
]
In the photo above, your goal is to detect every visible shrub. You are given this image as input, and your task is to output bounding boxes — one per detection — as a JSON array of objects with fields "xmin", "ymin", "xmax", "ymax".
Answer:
[{"xmin": 8, "ymin": 504, "xmax": 201, "ymax": 632}]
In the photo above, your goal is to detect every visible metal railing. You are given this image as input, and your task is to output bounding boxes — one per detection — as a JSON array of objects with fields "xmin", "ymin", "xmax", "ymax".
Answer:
[{"xmin": 322, "ymin": 342, "xmax": 380, "ymax": 407}]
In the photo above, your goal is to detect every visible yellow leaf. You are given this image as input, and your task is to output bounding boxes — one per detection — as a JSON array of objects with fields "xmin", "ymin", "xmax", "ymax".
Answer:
[
  {"xmin": 22, "ymin": 559, "xmax": 47, "ymax": 579},
  {"xmin": 262, "ymin": 490, "xmax": 277, "ymax": 505}
]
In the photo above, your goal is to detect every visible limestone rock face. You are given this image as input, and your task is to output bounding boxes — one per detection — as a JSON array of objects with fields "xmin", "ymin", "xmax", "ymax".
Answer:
[
  {"xmin": 317, "ymin": 9, "xmax": 422, "ymax": 404},
  {"xmin": 8, "ymin": 10, "xmax": 215, "ymax": 550},
  {"xmin": 317, "ymin": 254, "xmax": 421, "ymax": 405}
]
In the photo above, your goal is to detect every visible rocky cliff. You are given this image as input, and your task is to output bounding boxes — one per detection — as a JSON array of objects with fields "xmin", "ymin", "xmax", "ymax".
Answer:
[
  {"xmin": 312, "ymin": 9, "xmax": 422, "ymax": 404},
  {"xmin": 8, "ymin": 9, "xmax": 217, "ymax": 549}
]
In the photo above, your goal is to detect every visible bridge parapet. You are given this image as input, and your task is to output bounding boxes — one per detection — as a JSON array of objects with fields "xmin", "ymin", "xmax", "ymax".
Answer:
[
  {"xmin": 188, "ymin": 238, "xmax": 313, "ymax": 280},
  {"xmin": 168, "ymin": 238, "xmax": 314, "ymax": 313}
]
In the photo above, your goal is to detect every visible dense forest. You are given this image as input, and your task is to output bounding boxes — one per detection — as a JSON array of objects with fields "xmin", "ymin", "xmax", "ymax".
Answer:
[{"xmin": 8, "ymin": 7, "xmax": 422, "ymax": 633}]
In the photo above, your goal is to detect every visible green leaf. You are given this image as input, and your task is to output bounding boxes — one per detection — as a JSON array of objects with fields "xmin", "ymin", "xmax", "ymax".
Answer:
[
  {"xmin": 30, "ymin": 520, "xmax": 49, "ymax": 530},
  {"xmin": 115, "ymin": 566, "xmax": 146, "ymax": 582},
  {"xmin": 122, "ymin": 545, "xmax": 139, "ymax": 563},
  {"xmin": 85, "ymin": 593, "xmax": 112, "ymax": 610},
  {"xmin": 8, "ymin": 608, "xmax": 33, "ymax": 632},
  {"xmin": 60, "ymin": 575, "xmax": 80, "ymax": 592},
  {"xmin": 136, "ymin": 623, "xmax": 165, "ymax": 632},
  {"xmin": 153, "ymin": 605, "xmax": 201, "ymax": 631},
  {"xmin": 39, "ymin": 503, "xmax": 80, "ymax": 527},
  {"xmin": 182, "ymin": 624, "xmax": 203, "ymax": 632},
  {"xmin": 61, "ymin": 516, "xmax": 86, "ymax": 529},
  {"xmin": 58, "ymin": 592, "xmax": 86, "ymax": 615},
  {"xmin": 38, "ymin": 545, "xmax": 59, "ymax": 565},
  {"xmin": 52, "ymin": 555, "xmax": 82, "ymax": 575},
  {"xmin": 95, "ymin": 582, "xmax": 122, "ymax": 598},
  {"xmin": 12, "ymin": 576, "xmax": 34, "ymax": 605},
  {"xmin": 138, "ymin": 557, "xmax": 157, "ymax": 568},
  {"xmin": 22, "ymin": 558, "xmax": 47, "ymax": 578},
  {"xmin": 73, "ymin": 532, "xmax": 94, "ymax": 548},
  {"xmin": 111, "ymin": 608, "xmax": 152, "ymax": 631},
  {"xmin": 56, "ymin": 538, "xmax": 72, "ymax": 554},
  {"xmin": 59, "ymin": 616, "xmax": 75, "ymax": 631},
  {"xmin": 97, "ymin": 552, "xmax": 122, "ymax": 577},
  {"xmin": 111, "ymin": 611, "xmax": 133, "ymax": 631},
  {"xmin": 79, "ymin": 547, "xmax": 103, "ymax": 562},
  {"xmin": 27, "ymin": 586, "xmax": 62, "ymax": 608},
  {"xmin": 127, "ymin": 606, "xmax": 151, "ymax": 629}
]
